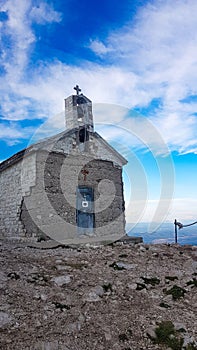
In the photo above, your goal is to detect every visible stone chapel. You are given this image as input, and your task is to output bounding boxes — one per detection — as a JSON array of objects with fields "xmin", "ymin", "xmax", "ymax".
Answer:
[{"xmin": 0, "ymin": 87, "xmax": 127, "ymax": 245}]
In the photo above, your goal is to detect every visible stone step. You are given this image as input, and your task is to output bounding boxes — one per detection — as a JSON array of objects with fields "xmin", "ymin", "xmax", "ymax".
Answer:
[{"xmin": 116, "ymin": 235, "xmax": 143, "ymax": 244}]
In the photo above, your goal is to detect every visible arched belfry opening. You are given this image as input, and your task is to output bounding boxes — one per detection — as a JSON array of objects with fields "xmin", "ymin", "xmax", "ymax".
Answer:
[{"xmin": 79, "ymin": 127, "xmax": 89, "ymax": 143}]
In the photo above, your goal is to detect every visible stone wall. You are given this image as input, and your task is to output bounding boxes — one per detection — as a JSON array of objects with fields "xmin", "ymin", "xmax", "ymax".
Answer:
[
  {"xmin": 21, "ymin": 150, "xmax": 126, "ymax": 244},
  {"xmin": 41, "ymin": 131, "xmax": 126, "ymax": 168},
  {"xmin": 0, "ymin": 153, "xmax": 36, "ymax": 239},
  {"xmin": 0, "ymin": 131, "xmax": 126, "ymax": 244}
]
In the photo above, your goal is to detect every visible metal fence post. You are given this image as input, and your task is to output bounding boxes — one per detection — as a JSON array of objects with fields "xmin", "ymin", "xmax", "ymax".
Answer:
[{"xmin": 174, "ymin": 219, "xmax": 178, "ymax": 244}]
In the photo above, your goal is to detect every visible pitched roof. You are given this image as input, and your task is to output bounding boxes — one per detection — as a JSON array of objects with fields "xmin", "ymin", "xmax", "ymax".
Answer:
[{"xmin": 0, "ymin": 128, "xmax": 127, "ymax": 172}]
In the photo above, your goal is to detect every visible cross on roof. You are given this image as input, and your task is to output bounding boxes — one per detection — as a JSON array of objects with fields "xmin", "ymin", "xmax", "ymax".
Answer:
[
  {"xmin": 81, "ymin": 168, "xmax": 89, "ymax": 181},
  {"xmin": 74, "ymin": 85, "xmax": 81, "ymax": 95}
]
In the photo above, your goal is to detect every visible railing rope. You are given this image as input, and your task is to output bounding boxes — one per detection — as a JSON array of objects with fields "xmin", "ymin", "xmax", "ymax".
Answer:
[{"xmin": 174, "ymin": 219, "xmax": 197, "ymax": 243}]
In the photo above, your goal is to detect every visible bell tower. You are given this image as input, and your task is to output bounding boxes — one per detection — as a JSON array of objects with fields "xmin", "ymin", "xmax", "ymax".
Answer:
[{"xmin": 65, "ymin": 85, "xmax": 94, "ymax": 132}]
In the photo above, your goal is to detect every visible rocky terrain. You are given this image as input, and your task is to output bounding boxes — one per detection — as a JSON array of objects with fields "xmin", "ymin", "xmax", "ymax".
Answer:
[{"xmin": 0, "ymin": 240, "xmax": 197, "ymax": 350}]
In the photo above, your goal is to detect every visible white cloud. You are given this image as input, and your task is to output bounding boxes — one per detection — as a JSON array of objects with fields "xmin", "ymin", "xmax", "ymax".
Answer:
[
  {"xmin": 0, "ymin": 0, "xmax": 61, "ymax": 81},
  {"xmin": 88, "ymin": 0, "xmax": 197, "ymax": 154},
  {"xmin": 1, "ymin": 0, "xmax": 197, "ymax": 156},
  {"xmin": 0, "ymin": 0, "xmax": 35, "ymax": 78},
  {"xmin": 88, "ymin": 39, "xmax": 113, "ymax": 56},
  {"xmin": 125, "ymin": 198, "xmax": 197, "ymax": 226},
  {"xmin": 0, "ymin": 61, "xmax": 139, "ymax": 121},
  {"xmin": 30, "ymin": 2, "xmax": 62, "ymax": 24},
  {"xmin": 0, "ymin": 0, "xmax": 62, "ymax": 122},
  {"xmin": 169, "ymin": 198, "xmax": 197, "ymax": 222},
  {"xmin": 0, "ymin": 122, "xmax": 35, "ymax": 147}
]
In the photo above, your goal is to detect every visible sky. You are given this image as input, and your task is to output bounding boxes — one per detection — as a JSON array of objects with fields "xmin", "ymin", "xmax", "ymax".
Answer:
[{"xmin": 0, "ymin": 0, "xmax": 197, "ymax": 230}]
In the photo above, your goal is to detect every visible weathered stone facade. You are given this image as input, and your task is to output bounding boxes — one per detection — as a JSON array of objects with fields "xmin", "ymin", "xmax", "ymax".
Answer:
[
  {"xmin": 0, "ymin": 90, "xmax": 127, "ymax": 244},
  {"xmin": 0, "ymin": 153, "xmax": 36, "ymax": 239}
]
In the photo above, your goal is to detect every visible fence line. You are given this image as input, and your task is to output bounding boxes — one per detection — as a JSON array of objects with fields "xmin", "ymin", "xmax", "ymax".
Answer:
[{"xmin": 174, "ymin": 219, "xmax": 197, "ymax": 243}]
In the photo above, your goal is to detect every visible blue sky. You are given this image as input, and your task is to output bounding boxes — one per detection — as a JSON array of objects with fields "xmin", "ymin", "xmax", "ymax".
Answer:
[{"xmin": 0, "ymin": 0, "xmax": 197, "ymax": 227}]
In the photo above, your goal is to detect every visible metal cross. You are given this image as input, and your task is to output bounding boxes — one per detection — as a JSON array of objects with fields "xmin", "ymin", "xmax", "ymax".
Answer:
[
  {"xmin": 81, "ymin": 168, "xmax": 89, "ymax": 181},
  {"xmin": 74, "ymin": 85, "xmax": 81, "ymax": 95}
]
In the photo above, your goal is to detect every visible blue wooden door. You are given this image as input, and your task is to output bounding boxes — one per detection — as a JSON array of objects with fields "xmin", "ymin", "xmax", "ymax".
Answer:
[{"xmin": 76, "ymin": 187, "xmax": 94, "ymax": 234}]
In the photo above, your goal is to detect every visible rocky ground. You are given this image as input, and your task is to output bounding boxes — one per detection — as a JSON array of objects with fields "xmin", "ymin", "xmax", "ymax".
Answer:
[{"xmin": 0, "ymin": 240, "xmax": 197, "ymax": 350}]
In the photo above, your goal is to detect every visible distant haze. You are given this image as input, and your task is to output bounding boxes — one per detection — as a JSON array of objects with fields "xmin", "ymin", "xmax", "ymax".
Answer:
[{"xmin": 127, "ymin": 222, "xmax": 197, "ymax": 246}]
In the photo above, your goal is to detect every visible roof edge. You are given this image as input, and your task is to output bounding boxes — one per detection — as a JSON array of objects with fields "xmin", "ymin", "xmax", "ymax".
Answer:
[
  {"xmin": 0, "ymin": 128, "xmax": 127, "ymax": 172},
  {"xmin": 93, "ymin": 132, "xmax": 128, "ymax": 165}
]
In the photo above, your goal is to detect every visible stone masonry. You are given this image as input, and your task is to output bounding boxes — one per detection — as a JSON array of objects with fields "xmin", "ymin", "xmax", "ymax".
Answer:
[{"xmin": 0, "ymin": 153, "xmax": 36, "ymax": 239}]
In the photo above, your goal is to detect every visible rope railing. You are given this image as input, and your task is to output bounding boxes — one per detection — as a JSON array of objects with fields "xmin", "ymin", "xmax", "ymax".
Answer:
[{"xmin": 174, "ymin": 219, "xmax": 197, "ymax": 243}]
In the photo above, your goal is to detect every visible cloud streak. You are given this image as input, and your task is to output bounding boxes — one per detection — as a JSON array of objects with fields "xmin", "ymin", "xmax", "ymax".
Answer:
[
  {"xmin": 0, "ymin": 0, "xmax": 62, "ymax": 124},
  {"xmin": 0, "ymin": 0, "xmax": 197, "ymax": 156},
  {"xmin": 88, "ymin": 0, "xmax": 197, "ymax": 153},
  {"xmin": 0, "ymin": 121, "xmax": 35, "ymax": 146}
]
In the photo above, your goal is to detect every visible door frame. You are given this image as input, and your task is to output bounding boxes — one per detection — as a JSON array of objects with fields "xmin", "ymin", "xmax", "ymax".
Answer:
[{"xmin": 76, "ymin": 186, "xmax": 95, "ymax": 234}]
